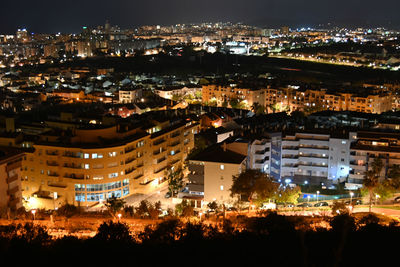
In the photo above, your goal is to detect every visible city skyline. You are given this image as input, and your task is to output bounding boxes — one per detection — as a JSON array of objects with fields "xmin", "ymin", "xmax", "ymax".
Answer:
[{"xmin": 1, "ymin": 0, "xmax": 400, "ymax": 33}]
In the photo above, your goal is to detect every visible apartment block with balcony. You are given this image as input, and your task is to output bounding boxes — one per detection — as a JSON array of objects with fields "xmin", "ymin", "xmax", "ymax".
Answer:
[
  {"xmin": 0, "ymin": 147, "xmax": 24, "ymax": 212},
  {"xmin": 262, "ymin": 131, "xmax": 351, "ymax": 187},
  {"xmin": 348, "ymin": 131, "xmax": 400, "ymax": 189},
  {"xmin": 119, "ymin": 88, "xmax": 143, "ymax": 103},
  {"xmin": 21, "ymin": 118, "xmax": 199, "ymax": 209},
  {"xmin": 248, "ymin": 138, "xmax": 271, "ymax": 173},
  {"xmin": 202, "ymin": 84, "xmax": 393, "ymax": 114}
]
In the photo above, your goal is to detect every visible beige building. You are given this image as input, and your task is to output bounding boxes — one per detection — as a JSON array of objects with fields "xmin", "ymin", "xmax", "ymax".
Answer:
[
  {"xmin": 187, "ymin": 144, "xmax": 246, "ymax": 206},
  {"xmin": 119, "ymin": 88, "xmax": 143, "ymax": 103},
  {"xmin": 21, "ymin": 119, "xmax": 199, "ymax": 209},
  {"xmin": 202, "ymin": 85, "xmax": 393, "ymax": 114},
  {"xmin": 0, "ymin": 147, "xmax": 24, "ymax": 212}
]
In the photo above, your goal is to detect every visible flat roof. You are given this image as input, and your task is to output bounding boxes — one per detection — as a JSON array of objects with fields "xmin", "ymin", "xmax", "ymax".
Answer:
[{"xmin": 189, "ymin": 144, "xmax": 246, "ymax": 164}]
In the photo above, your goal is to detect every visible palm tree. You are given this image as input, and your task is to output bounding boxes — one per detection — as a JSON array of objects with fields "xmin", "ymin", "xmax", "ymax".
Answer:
[{"xmin": 363, "ymin": 157, "xmax": 383, "ymax": 212}]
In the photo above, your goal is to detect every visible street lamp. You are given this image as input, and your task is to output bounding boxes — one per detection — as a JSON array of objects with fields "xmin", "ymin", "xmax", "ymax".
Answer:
[
  {"xmin": 31, "ymin": 209, "xmax": 36, "ymax": 221},
  {"xmin": 316, "ymin": 191, "xmax": 320, "ymax": 203},
  {"xmin": 350, "ymin": 191, "xmax": 354, "ymax": 204},
  {"xmin": 375, "ymin": 194, "xmax": 380, "ymax": 205},
  {"xmin": 117, "ymin": 213, "xmax": 122, "ymax": 221},
  {"xmin": 307, "ymin": 195, "xmax": 310, "ymax": 203}
]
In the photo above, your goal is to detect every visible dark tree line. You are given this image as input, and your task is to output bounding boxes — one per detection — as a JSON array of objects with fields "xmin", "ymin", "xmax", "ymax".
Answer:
[{"xmin": 0, "ymin": 212, "xmax": 399, "ymax": 267}]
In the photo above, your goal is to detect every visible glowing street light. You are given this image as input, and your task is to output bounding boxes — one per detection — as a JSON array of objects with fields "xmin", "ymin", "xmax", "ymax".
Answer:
[
  {"xmin": 350, "ymin": 191, "xmax": 354, "ymax": 204},
  {"xmin": 316, "ymin": 191, "xmax": 320, "ymax": 203},
  {"xmin": 31, "ymin": 209, "xmax": 37, "ymax": 221},
  {"xmin": 117, "ymin": 213, "xmax": 122, "ymax": 221},
  {"xmin": 375, "ymin": 194, "xmax": 380, "ymax": 205}
]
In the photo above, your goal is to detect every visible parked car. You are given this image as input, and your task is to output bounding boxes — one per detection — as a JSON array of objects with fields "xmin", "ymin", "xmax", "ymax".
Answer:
[
  {"xmin": 206, "ymin": 209, "xmax": 216, "ymax": 214},
  {"xmin": 260, "ymin": 202, "xmax": 277, "ymax": 210},
  {"xmin": 297, "ymin": 203, "xmax": 313, "ymax": 208},
  {"xmin": 226, "ymin": 207, "xmax": 238, "ymax": 212},
  {"xmin": 314, "ymin": 202, "xmax": 329, "ymax": 207},
  {"xmin": 164, "ymin": 191, "xmax": 171, "ymax": 198},
  {"xmin": 345, "ymin": 199, "xmax": 362, "ymax": 205},
  {"xmin": 286, "ymin": 203, "xmax": 295, "ymax": 208},
  {"xmin": 394, "ymin": 196, "xmax": 400, "ymax": 203}
]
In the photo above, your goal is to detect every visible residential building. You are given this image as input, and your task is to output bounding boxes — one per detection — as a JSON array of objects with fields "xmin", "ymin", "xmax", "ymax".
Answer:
[
  {"xmin": 0, "ymin": 147, "xmax": 24, "ymax": 212},
  {"xmin": 202, "ymin": 85, "xmax": 393, "ymax": 114},
  {"xmin": 347, "ymin": 131, "xmax": 400, "ymax": 189},
  {"xmin": 21, "ymin": 117, "xmax": 199, "ymax": 209},
  {"xmin": 119, "ymin": 88, "xmax": 143, "ymax": 103},
  {"xmin": 265, "ymin": 131, "xmax": 351, "ymax": 186},
  {"xmin": 187, "ymin": 144, "xmax": 246, "ymax": 205}
]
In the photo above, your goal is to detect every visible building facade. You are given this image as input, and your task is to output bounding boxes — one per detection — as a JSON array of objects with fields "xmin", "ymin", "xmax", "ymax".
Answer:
[
  {"xmin": 0, "ymin": 147, "xmax": 24, "ymax": 212},
  {"xmin": 202, "ymin": 85, "xmax": 393, "ymax": 114},
  {"xmin": 21, "ymin": 119, "xmax": 199, "ymax": 209}
]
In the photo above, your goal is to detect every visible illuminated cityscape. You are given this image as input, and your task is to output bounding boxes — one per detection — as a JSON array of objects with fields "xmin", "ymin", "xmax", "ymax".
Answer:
[{"xmin": 1, "ymin": 1, "xmax": 400, "ymax": 266}]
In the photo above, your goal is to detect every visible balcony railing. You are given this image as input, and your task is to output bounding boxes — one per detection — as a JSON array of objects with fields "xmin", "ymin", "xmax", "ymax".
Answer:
[
  {"xmin": 153, "ymin": 139, "xmax": 166, "ymax": 146},
  {"xmin": 125, "ymin": 157, "xmax": 136, "ymax": 164},
  {"xmin": 64, "ymin": 174, "xmax": 84, "ymax": 180},
  {"xmin": 63, "ymin": 164, "xmax": 82, "ymax": 169},
  {"xmin": 125, "ymin": 168, "xmax": 136, "ymax": 175},
  {"xmin": 7, "ymin": 186, "xmax": 19, "ymax": 195},
  {"xmin": 124, "ymin": 147, "xmax": 136, "ymax": 154},
  {"xmin": 134, "ymin": 173, "xmax": 144, "ymax": 180},
  {"xmin": 6, "ymin": 175, "xmax": 18, "ymax": 184}
]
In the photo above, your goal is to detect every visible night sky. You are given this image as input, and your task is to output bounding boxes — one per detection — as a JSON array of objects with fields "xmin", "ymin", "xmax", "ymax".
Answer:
[{"xmin": 1, "ymin": 0, "xmax": 400, "ymax": 33}]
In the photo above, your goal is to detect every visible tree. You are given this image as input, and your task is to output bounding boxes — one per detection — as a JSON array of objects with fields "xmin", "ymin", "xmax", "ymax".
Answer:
[
  {"xmin": 165, "ymin": 165, "xmax": 185, "ymax": 197},
  {"xmin": 388, "ymin": 164, "xmax": 400, "ymax": 189},
  {"xmin": 175, "ymin": 199, "xmax": 194, "ymax": 217},
  {"xmin": 229, "ymin": 98, "xmax": 240, "ymax": 109},
  {"xmin": 105, "ymin": 196, "xmax": 126, "ymax": 218},
  {"xmin": 251, "ymin": 102, "xmax": 265, "ymax": 114},
  {"xmin": 207, "ymin": 201, "xmax": 219, "ymax": 211},
  {"xmin": 135, "ymin": 200, "xmax": 161, "ymax": 219},
  {"xmin": 230, "ymin": 169, "xmax": 279, "ymax": 211},
  {"xmin": 363, "ymin": 157, "xmax": 383, "ymax": 212},
  {"xmin": 276, "ymin": 186, "xmax": 302, "ymax": 204},
  {"xmin": 56, "ymin": 203, "xmax": 79, "ymax": 218},
  {"xmin": 148, "ymin": 201, "xmax": 162, "ymax": 220},
  {"xmin": 331, "ymin": 201, "xmax": 350, "ymax": 216},
  {"xmin": 95, "ymin": 221, "xmax": 132, "ymax": 243}
]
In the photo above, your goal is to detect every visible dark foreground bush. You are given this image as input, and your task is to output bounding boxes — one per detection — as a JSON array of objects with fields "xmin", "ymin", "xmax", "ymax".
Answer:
[{"xmin": 1, "ymin": 213, "xmax": 400, "ymax": 267}]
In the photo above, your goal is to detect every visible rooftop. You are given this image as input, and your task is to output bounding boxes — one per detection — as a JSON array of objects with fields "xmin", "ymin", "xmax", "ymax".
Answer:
[{"xmin": 189, "ymin": 144, "xmax": 246, "ymax": 164}]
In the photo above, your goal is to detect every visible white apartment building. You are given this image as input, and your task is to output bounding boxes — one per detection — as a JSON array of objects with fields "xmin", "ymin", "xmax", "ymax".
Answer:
[
  {"xmin": 348, "ymin": 131, "xmax": 400, "ymax": 189},
  {"xmin": 267, "ymin": 132, "xmax": 351, "ymax": 186},
  {"xmin": 248, "ymin": 138, "xmax": 271, "ymax": 173}
]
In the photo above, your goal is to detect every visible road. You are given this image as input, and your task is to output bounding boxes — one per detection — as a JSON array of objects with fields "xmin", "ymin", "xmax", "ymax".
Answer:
[{"xmin": 353, "ymin": 206, "xmax": 400, "ymax": 220}]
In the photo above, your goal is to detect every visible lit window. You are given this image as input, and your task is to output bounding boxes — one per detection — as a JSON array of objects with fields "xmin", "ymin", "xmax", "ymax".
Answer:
[
  {"xmin": 84, "ymin": 153, "xmax": 90, "ymax": 159},
  {"xmin": 341, "ymin": 140, "xmax": 347, "ymax": 144},
  {"xmin": 109, "ymin": 172, "xmax": 118, "ymax": 178},
  {"xmin": 84, "ymin": 164, "xmax": 90, "ymax": 169}
]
